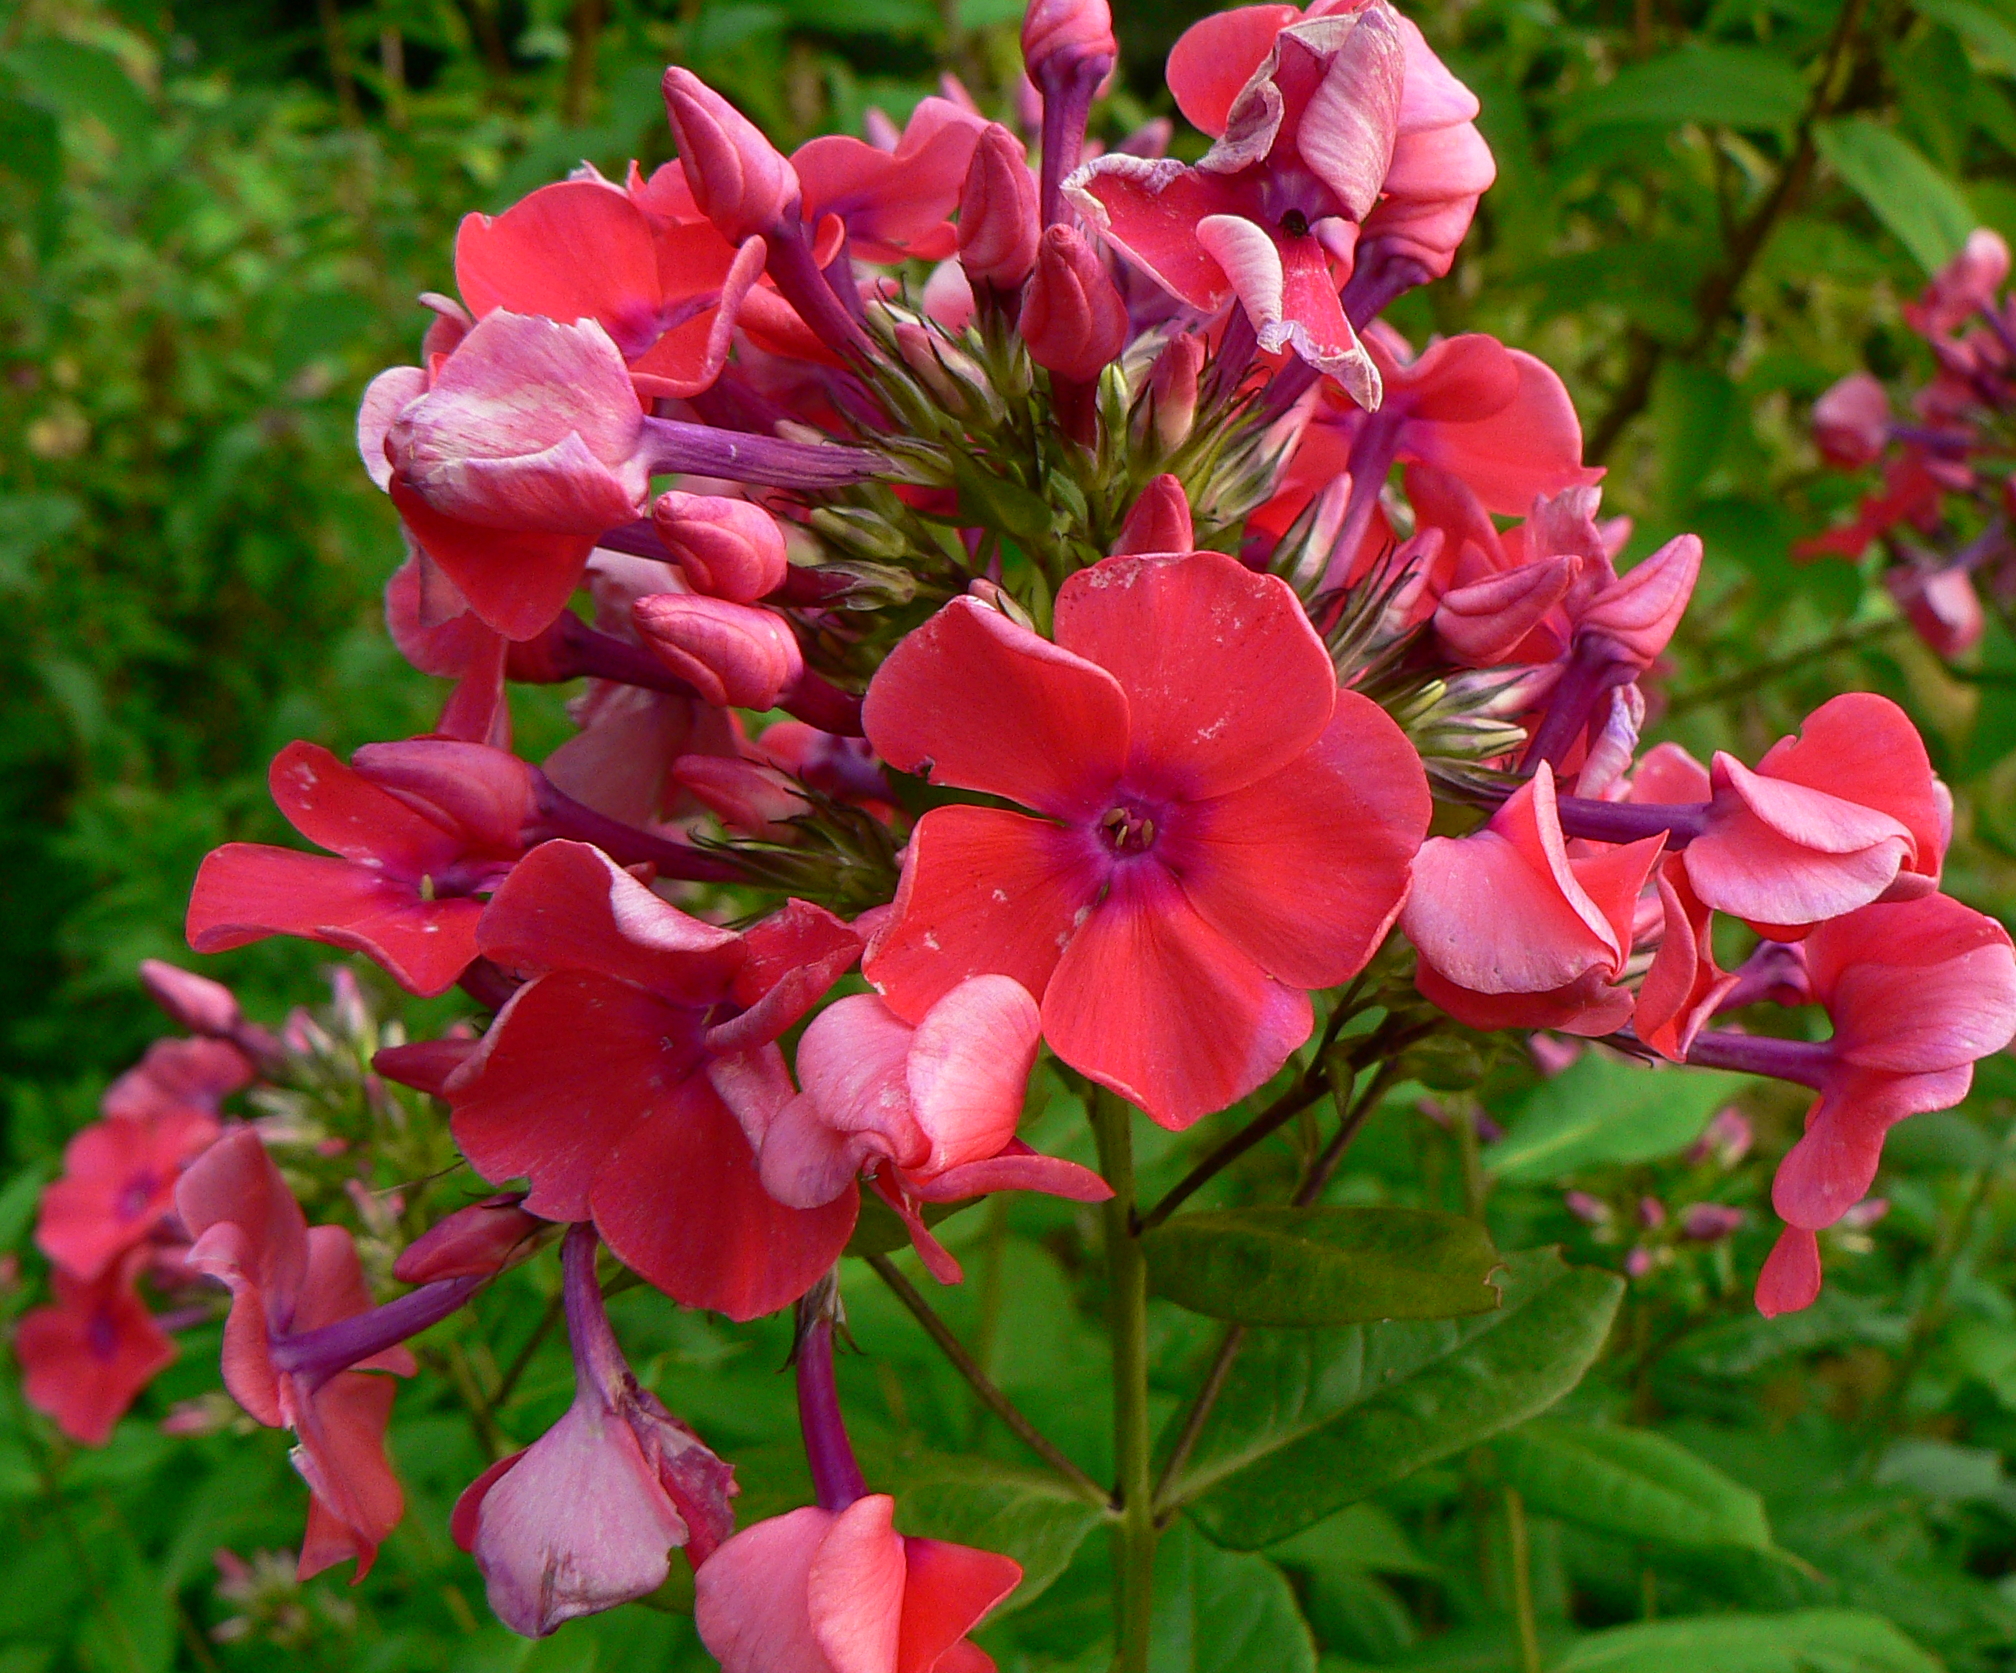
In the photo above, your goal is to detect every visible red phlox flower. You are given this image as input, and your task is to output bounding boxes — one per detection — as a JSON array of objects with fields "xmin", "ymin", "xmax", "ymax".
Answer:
[
  {"xmin": 792, "ymin": 97, "xmax": 989, "ymax": 263},
  {"xmin": 101, "ymin": 1035, "xmax": 254, "ymax": 1122},
  {"xmin": 1904, "ymin": 227, "xmax": 2010, "ymax": 340},
  {"xmin": 1157, "ymin": 0, "xmax": 1495, "ymax": 285},
  {"xmin": 1067, "ymin": 3, "xmax": 1408, "ymax": 401},
  {"xmin": 382, "ymin": 549, "xmax": 513, "ymax": 748},
  {"xmin": 1640, "ymin": 693, "xmax": 1948, "ymax": 935},
  {"xmin": 1635, "ymin": 856, "xmax": 1737, "ymax": 1062},
  {"xmin": 452, "ymin": 167, "xmax": 766, "ymax": 399},
  {"xmin": 453, "ymin": 1225, "xmax": 736, "ymax": 1637},
  {"xmin": 695, "ymin": 1492, "xmax": 1022, "ymax": 1673},
  {"xmin": 17, "ymin": 1250, "xmax": 175, "ymax": 1445},
  {"xmin": 1403, "ymin": 761, "xmax": 1664, "ymax": 1035},
  {"xmin": 442, "ymin": 840, "xmax": 863, "ymax": 1319},
  {"xmin": 175, "ymin": 1129, "xmax": 414, "ymax": 1579},
  {"xmin": 392, "ymin": 1195, "xmax": 550, "ymax": 1284},
  {"xmin": 862, "ymin": 551, "xmax": 1430, "ymax": 1129},
  {"xmin": 188, "ymin": 737, "xmax": 535, "ymax": 997},
  {"xmin": 36, "ymin": 1095, "xmax": 223, "ymax": 1282},
  {"xmin": 735, "ymin": 977, "xmax": 1110, "ymax": 1282},
  {"xmin": 1794, "ymin": 451, "xmax": 1945, "ymax": 561},
  {"xmin": 1724, "ymin": 894, "xmax": 2016, "ymax": 1316}
]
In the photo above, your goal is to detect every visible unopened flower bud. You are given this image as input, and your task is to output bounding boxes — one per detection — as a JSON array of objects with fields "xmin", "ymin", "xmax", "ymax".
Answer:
[
  {"xmin": 1685, "ymin": 1106, "xmax": 1754, "ymax": 1168},
  {"xmin": 1812, "ymin": 372, "xmax": 1889, "ymax": 470},
  {"xmin": 1564, "ymin": 1190, "xmax": 1610, "ymax": 1227},
  {"xmin": 892, "ymin": 320, "xmax": 993, "ymax": 418},
  {"xmin": 1839, "ymin": 1197, "xmax": 1890, "ymax": 1231},
  {"xmin": 662, "ymin": 68, "xmax": 800, "ymax": 243},
  {"xmin": 1020, "ymin": 0, "xmax": 1116, "ymax": 91},
  {"xmin": 1112, "ymin": 474, "xmax": 1194, "ymax": 555},
  {"xmin": 673, "ymin": 754, "xmax": 813, "ymax": 839},
  {"xmin": 1573, "ymin": 533, "xmax": 1701, "ymax": 672},
  {"xmin": 138, "ymin": 959, "xmax": 242, "ymax": 1038},
  {"xmin": 1680, "ymin": 1203, "xmax": 1743, "ymax": 1243},
  {"xmin": 1019, "ymin": 225, "xmax": 1127, "ymax": 383},
  {"xmin": 1637, "ymin": 1197, "xmax": 1666, "ymax": 1230},
  {"xmin": 393, "ymin": 1196, "xmax": 552, "ymax": 1284},
  {"xmin": 958, "ymin": 124, "xmax": 1040, "ymax": 292},
  {"xmin": 653, "ymin": 492, "xmax": 789, "ymax": 603},
  {"xmin": 1624, "ymin": 1247, "xmax": 1655, "ymax": 1279},
  {"xmin": 633, "ymin": 594, "xmax": 805, "ymax": 710},
  {"xmin": 1145, "ymin": 332, "xmax": 1205, "ymax": 451}
]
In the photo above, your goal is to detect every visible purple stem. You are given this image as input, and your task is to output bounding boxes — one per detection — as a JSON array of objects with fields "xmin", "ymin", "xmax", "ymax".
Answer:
[
  {"xmin": 1714, "ymin": 939, "xmax": 1811, "ymax": 1014},
  {"xmin": 763, "ymin": 223, "xmax": 874, "ymax": 363},
  {"xmin": 1550, "ymin": 794, "xmax": 1710, "ymax": 848},
  {"xmin": 270, "ymin": 1274, "xmax": 485, "ymax": 1392},
  {"xmin": 1037, "ymin": 57, "xmax": 1110, "ymax": 229},
  {"xmin": 531, "ymin": 776, "xmax": 745, "ymax": 882},
  {"xmin": 783, "ymin": 668, "xmax": 867, "ymax": 736},
  {"xmin": 1682, "ymin": 1028, "xmax": 1833, "ymax": 1088},
  {"xmin": 1318, "ymin": 409, "xmax": 1402, "ymax": 591},
  {"xmin": 639, "ymin": 412, "xmax": 882, "ymax": 488},
  {"xmin": 1979, "ymin": 301, "xmax": 2016, "ymax": 362},
  {"xmin": 560, "ymin": 1223, "xmax": 630, "ymax": 1394},
  {"xmin": 797, "ymin": 1302, "xmax": 868, "ymax": 1512},
  {"xmin": 1520, "ymin": 639, "xmax": 1629, "ymax": 772}
]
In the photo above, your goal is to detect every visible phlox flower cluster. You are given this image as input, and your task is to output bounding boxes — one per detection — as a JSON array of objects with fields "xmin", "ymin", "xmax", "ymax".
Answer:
[
  {"xmin": 1805, "ymin": 228, "xmax": 2016, "ymax": 657},
  {"xmin": 17, "ymin": 0, "xmax": 2016, "ymax": 1659}
]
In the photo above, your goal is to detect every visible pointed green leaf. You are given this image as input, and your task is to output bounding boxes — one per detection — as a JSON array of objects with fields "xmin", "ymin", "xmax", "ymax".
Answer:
[
  {"xmin": 1566, "ymin": 43, "xmax": 1809, "ymax": 133},
  {"xmin": 1815, "ymin": 118, "xmax": 1978, "ymax": 273},
  {"xmin": 1550, "ymin": 1609, "xmax": 1943, "ymax": 1672},
  {"xmin": 1484, "ymin": 1053, "xmax": 1750, "ymax": 1183},
  {"xmin": 1174, "ymin": 1251, "xmax": 1623, "ymax": 1550},
  {"xmin": 1149, "ymin": 1521, "xmax": 1317, "ymax": 1673},
  {"xmin": 1491, "ymin": 1421, "xmax": 1773, "ymax": 1552},
  {"xmin": 1143, "ymin": 1207, "xmax": 1502, "ymax": 1327}
]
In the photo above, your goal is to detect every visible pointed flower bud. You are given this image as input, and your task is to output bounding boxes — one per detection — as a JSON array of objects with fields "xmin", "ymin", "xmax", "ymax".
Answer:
[
  {"xmin": 1112, "ymin": 474, "xmax": 1194, "ymax": 556},
  {"xmin": 1145, "ymin": 331, "xmax": 1205, "ymax": 451},
  {"xmin": 1572, "ymin": 533, "xmax": 1701, "ymax": 672},
  {"xmin": 958, "ymin": 123, "xmax": 1040, "ymax": 291},
  {"xmin": 1812, "ymin": 372, "xmax": 1889, "ymax": 470},
  {"xmin": 1018, "ymin": 225, "xmax": 1128, "ymax": 382},
  {"xmin": 392, "ymin": 1196, "xmax": 552, "ymax": 1285},
  {"xmin": 672, "ymin": 754, "xmax": 813, "ymax": 840},
  {"xmin": 653, "ymin": 492, "xmax": 790, "ymax": 603},
  {"xmin": 1021, "ymin": 0, "xmax": 1116, "ymax": 90},
  {"xmin": 662, "ymin": 69, "xmax": 800, "ymax": 243},
  {"xmin": 138, "ymin": 959, "xmax": 244, "ymax": 1039},
  {"xmin": 632, "ymin": 593, "xmax": 806, "ymax": 710}
]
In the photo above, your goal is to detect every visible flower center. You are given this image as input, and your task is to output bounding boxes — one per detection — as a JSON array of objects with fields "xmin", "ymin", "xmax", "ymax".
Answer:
[
  {"xmin": 1280, "ymin": 208, "xmax": 1310, "ymax": 238},
  {"xmin": 1099, "ymin": 804, "xmax": 1158, "ymax": 854}
]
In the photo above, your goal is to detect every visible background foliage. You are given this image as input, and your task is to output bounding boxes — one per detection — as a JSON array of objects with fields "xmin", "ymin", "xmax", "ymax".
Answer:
[{"xmin": 10, "ymin": 0, "xmax": 2016, "ymax": 1666}]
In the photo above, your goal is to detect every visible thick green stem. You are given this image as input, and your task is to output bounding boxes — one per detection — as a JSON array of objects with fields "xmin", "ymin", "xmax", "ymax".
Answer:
[{"xmin": 1093, "ymin": 1088, "xmax": 1157, "ymax": 1673}]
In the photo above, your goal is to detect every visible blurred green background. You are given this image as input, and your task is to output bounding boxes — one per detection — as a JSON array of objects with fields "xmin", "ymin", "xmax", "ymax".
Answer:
[{"xmin": 12, "ymin": 0, "xmax": 2016, "ymax": 1667}]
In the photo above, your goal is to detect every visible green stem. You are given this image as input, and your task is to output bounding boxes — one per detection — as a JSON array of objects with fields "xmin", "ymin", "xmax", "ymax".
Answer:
[
  {"xmin": 1092, "ymin": 1087, "xmax": 1157, "ymax": 1673},
  {"xmin": 1504, "ymin": 1486, "xmax": 1543, "ymax": 1673}
]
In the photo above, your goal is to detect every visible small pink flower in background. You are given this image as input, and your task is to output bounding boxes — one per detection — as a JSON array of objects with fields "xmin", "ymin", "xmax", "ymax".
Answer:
[
  {"xmin": 36, "ymin": 1101, "xmax": 220, "ymax": 1283},
  {"xmin": 188, "ymin": 738, "xmax": 533, "ymax": 998},
  {"xmin": 695, "ymin": 1491, "xmax": 1022, "ymax": 1673},
  {"xmin": 863, "ymin": 551, "xmax": 1429, "ymax": 1129},
  {"xmin": 17, "ymin": 1252, "xmax": 175, "ymax": 1446}
]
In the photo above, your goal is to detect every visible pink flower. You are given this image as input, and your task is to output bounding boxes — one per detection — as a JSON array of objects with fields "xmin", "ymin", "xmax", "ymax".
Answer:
[
  {"xmin": 17, "ymin": 1252, "xmax": 175, "ymax": 1445},
  {"xmin": 175, "ymin": 1130, "xmax": 415, "ymax": 1579},
  {"xmin": 1812, "ymin": 371, "xmax": 1890, "ymax": 469},
  {"xmin": 1017, "ymin": 225, "xmax": 1129, "ymax": 384},
  {"xmin": 1905, "ymin": 227, "xmax": 2010, "ymax": 339},
  {"xmin": 392, "ymin": 1196, "xmax": 550, "ymax": 1285},
  {"xmin": 957, "ymin": 124, "xmax": 1041, "ymax": 292},
  {"xmin": 36, "ymin": 1104, "xmax": 221, "ymax": 1283},
  {"xmin": 442, "ymin": 841, "xmax": 863, "ymax": 1319},
  {"xmin": 737, "ymin": 978, "xmax": 1111, "ymax": 1281},
  {"xmin": 793, "ymin": 98, "xmax": 989, "ymax": 263},
  {"xmin": 1887, "ymin": 562, "xmax": 1985, "ymax": 660},
  {"xmin": 695, "ymin": 1492, "xmax": 1021, "ymax": 1673},
  {"xmin": 453, "ymin": 1226, "xmax": 736, "ymax": 1637},
  {"xmin": 100, "ymin": 1035, "xmax": 253, "ymax": 1122},
  {"xmin": 1635, "ymin": 857, "xmax": 1736, "ymax": 1063},
  {"xmin": 653, "ymin": 492, "xmax": 791, "ymax": 603},
  {"xmin": 452, "ymin": 170, "xmax": 766, "ymax": 398},
  {"xmin": 1068, "ymin": 3, "xmax": 1406, "ymax": 400},
  {"xmin": 1403, "ymin": 761, "xmax": 1664, "ymax": 1036},
  {"xmin": 862, "ymin": 553, "xmax": 1429, "ymax": 1129},
  {"xmin": 663, "ymin": 68, "xmax": 801, "ymax": 243},
  {"xmin": 188, "ymin": 739, "xmax": 533, "ymax": 998},
  {"xmin": 1688, "ymin": 894, "xmax": 2016, "ymax": 1315},
  {"xmin": 1641, "ymin": 694, "xmax": 1948, "ymax": 935},
  {"xmin": 633, "ymin": 592, "xmax": 806, "ymax": 710}
]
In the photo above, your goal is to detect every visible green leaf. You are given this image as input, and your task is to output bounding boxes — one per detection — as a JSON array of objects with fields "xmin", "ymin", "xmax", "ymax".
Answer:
[
  {"xmin": 1549, "ymin": 1609, "xmax": 1943, "ymax": 1672},
  {"xmin": 947, "ymin": 454, "xmax": 1056, "ymax": 545},
  {"xmin": 1484, "ymin": 1052, "xmax": 1751, "ymax": 1183},
  {"xmin": 1566, "ymin": 44, "xmax": 1809, "ymax": 132},
  {"xmin": 1150, "ymin": 1521, "xmax": 1317, "ymax": 1673},
  {"xmin": 1144, "ymin": 1207, "xmax": 1502, "ymax": 1327},
  {"xmin": 1175, "ymin": 1250, "xmax": 1623, "ymax": 1550},
  {"xmin": 1919, "ymin": 0, "xmax": 2016, "ymax": 76},
  {"xmin": 888, "ymin": 1456, "xmax": 1106, "ymax": 1615},
  {"xmin": 1491, "ymin": 1421, "xmax": 1774, "ymax": 1552},
  {"xmin": 4, "ymin": 41, "xmax": 153, "ymax": 149},
  {"xmin": 0, "ymin": 1161, "xmax": 55, "ymax": 1250},
  {"xmin": 1814, "ymin": 118, "xmax": 1978, "ymax": 273}
]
